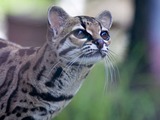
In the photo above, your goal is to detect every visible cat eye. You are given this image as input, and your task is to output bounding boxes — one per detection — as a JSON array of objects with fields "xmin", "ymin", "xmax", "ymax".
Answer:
[
  {"xmin": 73, "ymin": 29, "xmax": 92, "ymax": 40},
  {"xmin": 100, "ymin": 31, "xmax": 110, "ymax": 41}
]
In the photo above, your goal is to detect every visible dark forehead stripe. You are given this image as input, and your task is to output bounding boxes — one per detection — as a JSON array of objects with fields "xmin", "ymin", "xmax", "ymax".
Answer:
[
  {"xmin": 96, "ymin": 19, "xmax": 102, "ymax": 30},
  {"xmin": 77, "ymin": 16, "xmax": 86, "ymax": 29},
  {"xmin": 77, "ymin": 16, "xmax": 102, "ymax": 30},
  {"xmin": 80, "ymin": 16, "xmax": 96, "ymax": 22}
]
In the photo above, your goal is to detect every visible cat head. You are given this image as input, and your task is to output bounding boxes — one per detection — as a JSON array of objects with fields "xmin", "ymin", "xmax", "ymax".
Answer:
[{"xmin": 48, "ymin": 6, "xmax": 112, "ymax": 65}]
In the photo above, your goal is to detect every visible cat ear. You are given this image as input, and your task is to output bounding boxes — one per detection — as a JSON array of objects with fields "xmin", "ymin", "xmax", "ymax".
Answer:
[
  {"xmin": 96, "ymin": 10, "xmax": 112, "ymax": 30},
  {"xmin": 48, "ymin": 6, "xmax": 70, "ymax": 35}
]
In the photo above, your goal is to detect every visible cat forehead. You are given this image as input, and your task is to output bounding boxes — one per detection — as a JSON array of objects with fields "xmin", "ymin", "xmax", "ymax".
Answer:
[
  {"xmin": 60, "ymin": 15, "xmax": 106, "ymax": 37},
  {"xmin": 69, "ymin": 16, "xmax": 103, "ymax": 34},
  {"xmin": 76, "ymin": 16, "xmax": 100, "ymax": 27},
  {"xmin": 66, "ymin": 16, "xmax": 99, "ymax": 26}
]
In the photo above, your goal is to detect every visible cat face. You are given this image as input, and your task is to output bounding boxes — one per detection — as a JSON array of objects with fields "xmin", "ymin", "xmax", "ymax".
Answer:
[{"xmin": 48, "ymin": 6, "xmax": 112, "ymax": 65}]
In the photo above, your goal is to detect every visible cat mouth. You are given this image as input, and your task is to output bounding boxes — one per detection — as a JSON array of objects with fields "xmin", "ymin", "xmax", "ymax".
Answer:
[{"xmin": 80, "ymin": 50, "xmax": 107, "ymax": 58}]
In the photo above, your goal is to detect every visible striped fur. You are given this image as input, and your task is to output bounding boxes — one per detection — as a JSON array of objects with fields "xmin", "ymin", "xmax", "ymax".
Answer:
[{"xmin": 0, "ymin": 6, "xmax": 112, "ymax": 120}]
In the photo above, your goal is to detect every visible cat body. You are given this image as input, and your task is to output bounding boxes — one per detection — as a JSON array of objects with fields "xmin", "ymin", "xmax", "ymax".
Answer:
[{"xmin": 0, "ymin": 6, "xmax": 112, "ymax": 120}]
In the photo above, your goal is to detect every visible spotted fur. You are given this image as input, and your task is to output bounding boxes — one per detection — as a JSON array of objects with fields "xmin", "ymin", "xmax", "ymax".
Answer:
[{"xmin": 0, "ymin": 6, "xmax": 112, "ymax": 120}]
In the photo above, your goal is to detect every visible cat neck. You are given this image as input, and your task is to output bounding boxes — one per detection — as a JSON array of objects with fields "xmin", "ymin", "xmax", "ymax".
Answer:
[{"xmin": 28, "ymin": 43, "xmax": 92, "ymax": 95}]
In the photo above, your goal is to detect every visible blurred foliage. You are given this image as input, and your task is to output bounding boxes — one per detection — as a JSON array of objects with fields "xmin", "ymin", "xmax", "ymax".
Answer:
[
  {"xmin": 54, "ymin": 58, "xmax": 158, "ymax": 120},
  {"xmin": 0, "ymin": 0, "xmax": 57, "ymax": 17}
]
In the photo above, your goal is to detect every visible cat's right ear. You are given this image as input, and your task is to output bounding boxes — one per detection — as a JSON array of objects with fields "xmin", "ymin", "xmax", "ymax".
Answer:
[
  {"xmin": 96, "ymin": 10, "xmax": 112, "ymax": 30},
  {"xmin": 48, "ymin": 6, "xmax": 70, "ymax": 36}
]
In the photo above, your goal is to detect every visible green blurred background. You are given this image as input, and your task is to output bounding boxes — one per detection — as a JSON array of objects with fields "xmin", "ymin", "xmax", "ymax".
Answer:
[{"xmin": 0, "ymin": 0, "xmax": 160, "ymax": 120}]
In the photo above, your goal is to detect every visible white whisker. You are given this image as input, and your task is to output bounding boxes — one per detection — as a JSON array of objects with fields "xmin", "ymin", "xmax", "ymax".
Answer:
[
  {"xmin": 104, "ymin": 58, "xmax": 110, "ymax": 92},
  {"xmin": 60, "ymin": 53, "xmax": 84, "ymax": 81},
  {"xmin": 103, "ymin": 51, "xmax": 119, "ymax": 92},
  {"xmin": 75, "ymin": 56, "xmax": 84, "ymax": 82},
  {"xmin": 108, "ymin": 52, "xmax": 120, "ymax": 80},
  {"xmin": 48, "ymin": 61, "xmax": 61, "ymax": 76}
]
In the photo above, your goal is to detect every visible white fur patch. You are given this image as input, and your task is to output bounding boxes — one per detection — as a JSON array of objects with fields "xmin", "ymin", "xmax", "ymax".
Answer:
[{"xmin": 72, "ymin": 25, "xmax": 84, "ymax": 31}]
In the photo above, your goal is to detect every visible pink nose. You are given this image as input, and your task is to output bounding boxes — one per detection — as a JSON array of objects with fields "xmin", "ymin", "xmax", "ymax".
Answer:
[{"xmin": 93, "ymin": 39, "xmax": 104, "ymax": 49}]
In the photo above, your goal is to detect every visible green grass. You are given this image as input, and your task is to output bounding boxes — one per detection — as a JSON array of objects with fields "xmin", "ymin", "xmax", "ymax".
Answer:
[{"xmin": 54, "ymin": 62, "xmax": 158, "ymax": 120}]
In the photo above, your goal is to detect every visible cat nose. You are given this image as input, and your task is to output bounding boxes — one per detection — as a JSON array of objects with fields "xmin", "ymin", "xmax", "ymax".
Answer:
[{"xmin": 93, "ymin": 39, "xmax": 104, "ymax": 49}]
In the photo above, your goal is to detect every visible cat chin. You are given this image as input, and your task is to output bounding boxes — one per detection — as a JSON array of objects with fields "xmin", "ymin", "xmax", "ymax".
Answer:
[
  {"xmin": 61, "ymin": 52, "xmax": 106, "ymax": 66},
  {"xmin": 78, "ymin": 54, "xmax": 104, "ymax": 65}
]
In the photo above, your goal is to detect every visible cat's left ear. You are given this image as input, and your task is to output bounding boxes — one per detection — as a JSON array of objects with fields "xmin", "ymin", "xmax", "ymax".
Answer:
[
  {"xmin": 96, "ymin": 10, "xmax": 112, "ymax": 30},
  {"xmin": 48, "ymin": 6, "xmax": 70, "ymax": 35}
]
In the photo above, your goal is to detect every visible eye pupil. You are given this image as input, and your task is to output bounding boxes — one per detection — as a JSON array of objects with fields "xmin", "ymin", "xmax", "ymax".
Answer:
[
  {"xmin": 101, "ymin": 31, "xmax": 110, "ymax": 40},
  {"xmin": 78, "ymin": 30, "xmax": 84, "ymax": 36},
  {"xmin": 73, "ymin": 29, "xmax": 91, "ymax": 40},
  {"xmin": 102, "ymin": 32, "xmax": 106, "ymax": 36},
  {"xmin": 73, "ymin": 29, "xmax": 85, "ymax": 39}
]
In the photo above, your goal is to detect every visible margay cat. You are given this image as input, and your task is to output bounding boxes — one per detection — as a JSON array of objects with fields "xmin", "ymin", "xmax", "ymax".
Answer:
[{"xmin": 0, "ymin": 6, "xmax": 112, "ymax": 120}]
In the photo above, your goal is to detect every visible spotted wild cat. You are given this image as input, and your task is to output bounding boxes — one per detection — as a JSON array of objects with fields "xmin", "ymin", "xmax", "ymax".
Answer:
[{"xmin": 0, "ymin": 6, "xmax": 112, "ymax": 120}]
